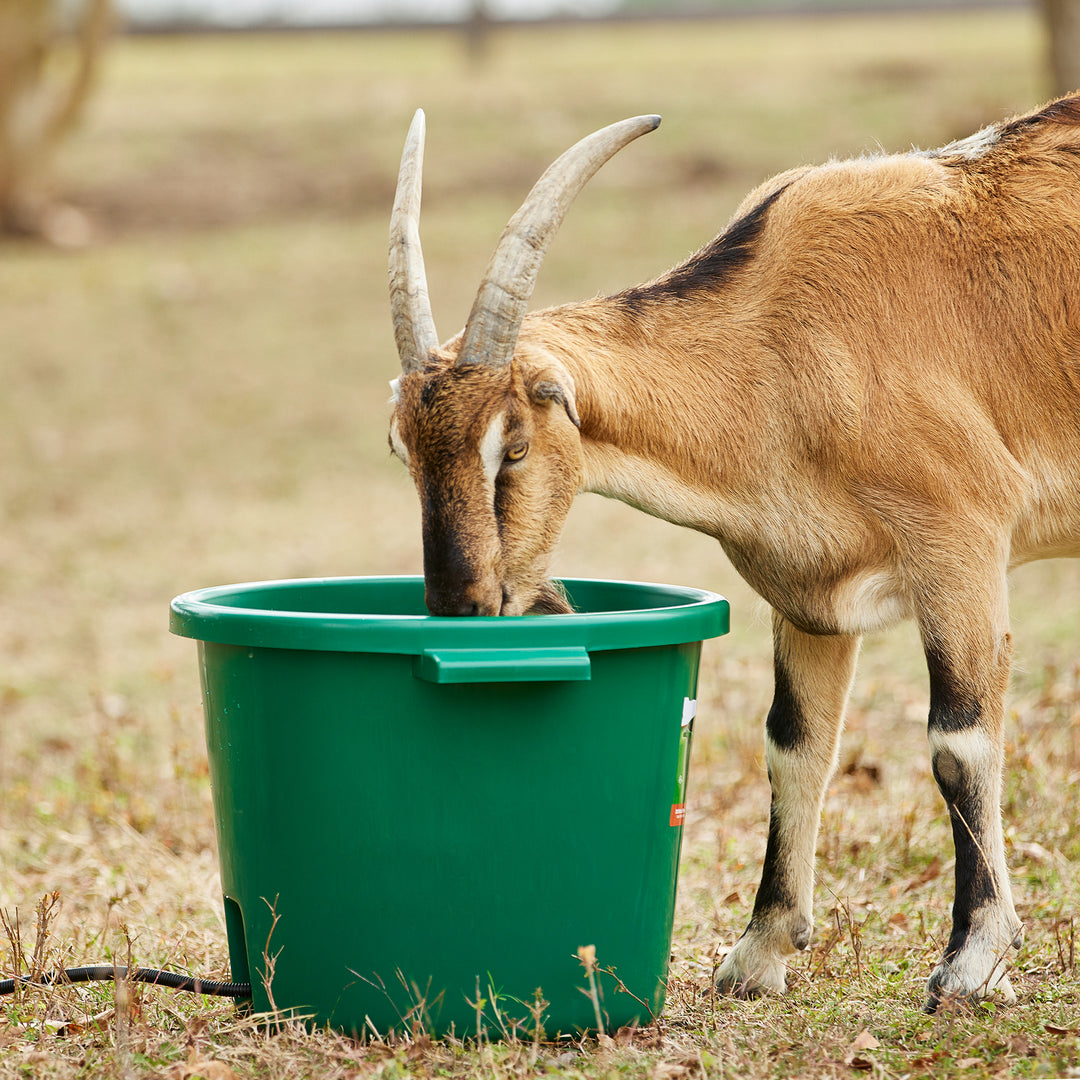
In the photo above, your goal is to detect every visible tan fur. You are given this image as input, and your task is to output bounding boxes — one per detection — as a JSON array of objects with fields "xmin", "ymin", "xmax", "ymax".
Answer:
[{"xmin": 390, "ymin": 96, "xmax": 1080, "ymax": 1004}]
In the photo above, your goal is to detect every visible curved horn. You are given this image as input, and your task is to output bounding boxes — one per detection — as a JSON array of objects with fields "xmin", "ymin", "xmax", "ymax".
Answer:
[
  {"xmin": 389, "ymin": 109, "xmax": 440, "ymax": 375},
  {"xmin": 457, "ymin": 114, "xmax": 661, "ymax": 368}
]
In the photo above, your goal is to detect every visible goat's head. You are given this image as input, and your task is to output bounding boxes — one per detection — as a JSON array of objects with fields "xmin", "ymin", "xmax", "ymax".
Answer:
[{"xmin": 387, "ymin": 110, "xmax": 659, "ymax": 616}]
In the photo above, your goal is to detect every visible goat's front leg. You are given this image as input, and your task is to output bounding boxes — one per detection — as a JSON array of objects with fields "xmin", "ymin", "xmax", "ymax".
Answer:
[
  {"xmin": 920, "ymin": 585, "xmax": 1023, "ymax": 1010},
  {"xmin": 716, "ymin": 615, "xmax": 860, "ymax": 997}
]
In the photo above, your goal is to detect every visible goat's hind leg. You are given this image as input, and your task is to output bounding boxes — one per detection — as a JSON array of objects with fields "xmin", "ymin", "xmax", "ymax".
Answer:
[
  {"xmin": 716, "ymin": 616, "xmax": 859, "ymax": 997},
  {"xmin": 920, "ymin": 578, "xmax": 1023, "ymax": 1010}
]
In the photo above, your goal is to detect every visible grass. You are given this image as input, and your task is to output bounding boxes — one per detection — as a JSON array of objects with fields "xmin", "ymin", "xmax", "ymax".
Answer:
[{"xmin": 0, "ymin": 9, "xmax": 1078, "ymax": 1078}]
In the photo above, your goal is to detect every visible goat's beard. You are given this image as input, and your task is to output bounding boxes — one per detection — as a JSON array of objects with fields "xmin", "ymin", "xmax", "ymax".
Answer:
[{"xmin": 526, "ymin": 579, "xmax": 574, "ymax": 615}]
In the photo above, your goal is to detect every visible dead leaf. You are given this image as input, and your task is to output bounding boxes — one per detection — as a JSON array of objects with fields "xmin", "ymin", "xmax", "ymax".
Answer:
[
  {"xmin": 885, "ymin": 911, "xmax": 911, "ymax": 937},
  {"xmin": 844, "ymin": 1030, "xmax": 881, "ymax": 1066},
  {"xmin": 1045, "ymin": 1023, "xmax": 1079, "ymax": 1036},
  {"xmin": 955, "ymin": 1058, "xmax": 983, "ymax": 1069},
  {"xmin": 617, "ymin": 1024, "xmax": 663, "ymax": 1050},
  {"xmin": 841, "ymin": 760, "xmax": 883, "ymax": 793},
  {"xmin": 904, "ymin": 855, "xmax": 942, "ymax": 893},
  {"xmin": 49, "ymin": 1008, "xmax": 115, "ymax": 1037}
]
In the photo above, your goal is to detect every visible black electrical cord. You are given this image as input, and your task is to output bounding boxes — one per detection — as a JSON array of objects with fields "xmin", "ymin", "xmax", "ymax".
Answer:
[{"xmin": 0, "ymin": 966, "xmax": 251, "ymax": 998}]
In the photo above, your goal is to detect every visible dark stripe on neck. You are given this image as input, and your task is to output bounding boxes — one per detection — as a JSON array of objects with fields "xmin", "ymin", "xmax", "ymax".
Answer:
[{"xmin": 616, "ymin": 182, "xmax": 789, "ymax": 307}]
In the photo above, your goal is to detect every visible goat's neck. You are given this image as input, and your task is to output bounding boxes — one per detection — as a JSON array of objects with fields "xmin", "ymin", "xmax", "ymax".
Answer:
[{"xmin": 532, "ymin": 300, "xmax": 757, "ymax": 536}]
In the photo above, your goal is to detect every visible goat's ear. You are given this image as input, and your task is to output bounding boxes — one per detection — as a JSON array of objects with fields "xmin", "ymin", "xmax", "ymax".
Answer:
[{"xmin": 530, "ymin": 378, "xmax": 581, "ymax": 429}]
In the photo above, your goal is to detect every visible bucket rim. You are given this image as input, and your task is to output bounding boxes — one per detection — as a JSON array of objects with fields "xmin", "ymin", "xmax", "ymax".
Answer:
[{"xmin": 169, "ymin": 575, "xmax": 729, "ymax": 654}]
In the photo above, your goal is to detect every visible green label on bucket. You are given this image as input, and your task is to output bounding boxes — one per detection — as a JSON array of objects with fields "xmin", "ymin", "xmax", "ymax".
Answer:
[{"xmin": 670, "ymin": 697, "xmax": 695, "ymax": 827}]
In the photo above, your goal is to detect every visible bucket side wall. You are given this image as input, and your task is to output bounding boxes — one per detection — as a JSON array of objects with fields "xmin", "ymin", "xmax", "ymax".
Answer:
[{"xmin": 198, "ymin": 640, "xmax": 703, "ymax": 1036}]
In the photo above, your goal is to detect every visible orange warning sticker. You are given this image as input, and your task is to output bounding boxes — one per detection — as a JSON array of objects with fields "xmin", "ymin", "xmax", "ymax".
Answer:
[{"xmin": 669, "ymin": 803, "xmax": 686, "ymax": 827}]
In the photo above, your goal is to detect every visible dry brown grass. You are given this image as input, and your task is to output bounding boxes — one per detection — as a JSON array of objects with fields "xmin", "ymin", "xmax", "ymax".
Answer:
[{"xmin": 0, "ymin": 11, "xmax": 1077, "ymax": 1078}]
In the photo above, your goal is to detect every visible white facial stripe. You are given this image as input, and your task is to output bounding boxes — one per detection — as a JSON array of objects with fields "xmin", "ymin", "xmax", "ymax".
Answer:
[
  {"xmin": 388, "ymin": 377, "xmax": 402, "ymax": 403},
  {"xmin": 389, "ymin": 418, "xmax": 410, "ymax": 466},
  {"xmin": 479, "ymin": 411, "xmax": 506, "ymax": 488}
]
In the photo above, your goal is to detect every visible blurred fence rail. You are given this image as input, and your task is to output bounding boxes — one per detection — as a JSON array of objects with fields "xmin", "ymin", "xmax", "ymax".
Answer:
[{"xmin": 116, "ymin": 0, "xmax": 1030, "ymax": 35}]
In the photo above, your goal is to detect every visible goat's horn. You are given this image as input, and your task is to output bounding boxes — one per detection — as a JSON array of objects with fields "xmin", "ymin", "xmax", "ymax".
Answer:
[
  {"xmin": 389, "ymin": 108, "xmax": 440, "ymax": 375},
  {"xmin": 458, "ymin": 114, "xmax": 661, "ymax": 368}
]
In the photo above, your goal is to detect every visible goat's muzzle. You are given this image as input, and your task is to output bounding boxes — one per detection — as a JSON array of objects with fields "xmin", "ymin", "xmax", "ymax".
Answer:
[{"xmin": 424, "ymin": 578, "xmax": 504, "ymax": 617}]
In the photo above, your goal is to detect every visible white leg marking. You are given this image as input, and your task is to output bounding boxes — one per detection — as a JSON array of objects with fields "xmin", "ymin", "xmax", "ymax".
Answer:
[{"xmin": 928, "ymin": 727, "xmax": 1001, "ymax": 795}]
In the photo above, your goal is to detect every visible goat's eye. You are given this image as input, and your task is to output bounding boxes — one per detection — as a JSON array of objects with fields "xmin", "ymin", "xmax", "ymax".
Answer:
[{"xmin": 504, "ymin": 442, "xmax": 529, "ymax": 463}]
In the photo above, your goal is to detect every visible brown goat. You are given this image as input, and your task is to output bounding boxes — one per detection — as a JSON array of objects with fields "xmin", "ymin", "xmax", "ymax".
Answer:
[{"xmin": 387, "ymin": 98, "xmax": 1080, "ymax": 1010}]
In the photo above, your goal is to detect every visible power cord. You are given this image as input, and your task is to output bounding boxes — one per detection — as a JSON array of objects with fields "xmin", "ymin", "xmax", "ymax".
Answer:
[{"xmin": 0, "ymin": 966, "xmax": 251, "ymax": 998}]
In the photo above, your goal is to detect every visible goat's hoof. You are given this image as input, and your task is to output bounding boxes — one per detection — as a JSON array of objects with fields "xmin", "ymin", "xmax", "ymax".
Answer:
[
  {"xmin": 925, "ymin": 960, "xmax": 1017, "ymax": 1013},
  {"xmin": 925, "ymin": 975, "xmax": 1016, "ymax": 1013},
  {"xmin": 925, "ymin": 913, "xmax": 1022, "ymax": 1012},
  {"xmin": 715, "ymin": 945, "xmax": 787, "ymax": 1000}
]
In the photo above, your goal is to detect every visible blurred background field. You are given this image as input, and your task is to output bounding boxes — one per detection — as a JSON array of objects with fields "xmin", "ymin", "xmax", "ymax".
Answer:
[{"xmin": 0, "ymin": 7, "xmax": 1078, "ymax": 1077}]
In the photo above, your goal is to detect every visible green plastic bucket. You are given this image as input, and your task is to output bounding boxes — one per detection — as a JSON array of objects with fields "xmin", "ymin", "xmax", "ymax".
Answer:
[{"xmin": 170, "ymin": 576, "xmax": 728, "ymax": 1037}]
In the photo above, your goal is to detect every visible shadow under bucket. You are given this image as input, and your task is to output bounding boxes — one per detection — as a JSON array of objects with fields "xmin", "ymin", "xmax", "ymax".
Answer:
[{"xmin": 170, "ymin": 576, "xmax": 729, "ymax": 1037}]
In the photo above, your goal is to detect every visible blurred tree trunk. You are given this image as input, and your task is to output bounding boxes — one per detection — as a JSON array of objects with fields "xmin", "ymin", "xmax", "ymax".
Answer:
[
  {"xmin": 0, "ymin": 0, "xmax": 112, "ymax": 241},
  {"xmin": 464, "ymin": 1, "xmax": 491, "ymax": 67},
  {"xmin": 1042, "ymin": 0, "xmax": 1080, "ymax": 97}
]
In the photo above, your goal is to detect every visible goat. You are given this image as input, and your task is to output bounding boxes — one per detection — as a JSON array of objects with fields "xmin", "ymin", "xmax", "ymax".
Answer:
[{"xmin": 386, "ymin": 98, "xmax": 1080, "ymax": 1010}]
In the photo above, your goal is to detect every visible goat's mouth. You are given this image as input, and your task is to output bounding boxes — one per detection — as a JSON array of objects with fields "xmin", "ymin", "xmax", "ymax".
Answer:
[
  {"xmin": 426, "ymin": 578, "xmax": 573, "ymax": 617},
  {"xmin": 523, "ymin": 580, "xmax": 574, "ymax": 616},
  {"xmin": 461, "ymin": 582, "xmax": 574, "ymax": 616},
  {"xmin": 499, "ymin": 578, "xmax": 574, "ymax": 616}
]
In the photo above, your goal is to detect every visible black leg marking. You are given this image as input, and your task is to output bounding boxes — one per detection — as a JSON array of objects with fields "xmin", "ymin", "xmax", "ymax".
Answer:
[
  {"xmin": 752, "ymin": 795, "xmax": 798, "ymax": 920},
  {"xmin": 927, "ymin": 645, "xmax": 1000, "ymax": 934},
  {"xmin": 930, "ymin": 747, "xmax": 997, "ymax": 948},
  {"xmin": 765, "ymin": 658, "xmax": 805, "ymax": 751},
  {"xmin": 752, "ymin": 661, "xmax": 806, "ymax": 922}
]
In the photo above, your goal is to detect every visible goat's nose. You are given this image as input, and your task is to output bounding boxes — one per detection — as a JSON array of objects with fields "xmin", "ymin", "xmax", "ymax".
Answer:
[
  {"xmin": 437, "ymin": 597, "xmax": 481, "ymax": 617},
  {"xmin": 425, "ymin": 581, "xmax": 501, "ymax": 617}
]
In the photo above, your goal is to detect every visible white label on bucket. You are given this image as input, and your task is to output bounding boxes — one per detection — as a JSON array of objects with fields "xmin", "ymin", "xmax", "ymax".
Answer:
[{"xmin": 671, "ymin": 698, "xmax": 697, "ymax": 827}]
